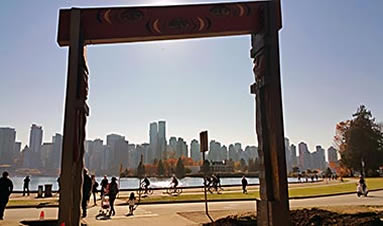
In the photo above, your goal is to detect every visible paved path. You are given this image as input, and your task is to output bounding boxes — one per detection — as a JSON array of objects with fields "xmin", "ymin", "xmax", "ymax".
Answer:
[{"xmin": 1, "ymin": 190, "xmax": 382, "ymax": 226}]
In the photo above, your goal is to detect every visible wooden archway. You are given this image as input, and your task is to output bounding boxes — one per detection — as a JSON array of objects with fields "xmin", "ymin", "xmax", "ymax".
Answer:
[{"xmin": 57, "ymin": 1, "xmax": 289, "ymax": 225}]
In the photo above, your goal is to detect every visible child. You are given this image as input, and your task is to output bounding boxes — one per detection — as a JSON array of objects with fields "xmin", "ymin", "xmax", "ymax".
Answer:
[{"xmin": 128, "ymin": 192, "xmax": 136, "ymax": 215}]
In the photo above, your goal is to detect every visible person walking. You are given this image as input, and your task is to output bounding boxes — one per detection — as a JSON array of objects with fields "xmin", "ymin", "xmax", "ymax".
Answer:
[
  {"xmin": 82, "ymin": 169, "xmax": 92, "ymax": 218},
  {"xmin": 0, "ymin": 171, "xmax": 13, "ymax": 220},
  {"xmin": 23, "ymin": 176, "xmax": 30, "ymax": 196},
  {"xmin": 100, "ymin": 175, "xmax": 108, "ymax": 198},
  {"xmin": 91, "ymin": 175, "xmax": 99, "ymax": 206},
  {"xmin": 241, "ymin": 176, "xmax": 248, "ymax": 194},
  {"xmin": 108, "ymin": 177, "xmax": 119, "ymax": 217},
  {"xmin": 128, "ymin": 192, "xmax": 136, "ymax": 215}
]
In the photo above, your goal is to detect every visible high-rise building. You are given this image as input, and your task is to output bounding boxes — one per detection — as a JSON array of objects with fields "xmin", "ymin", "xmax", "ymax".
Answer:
[
  {"xmin": 290, "ymin": 144, "xmax": 297, "ymax": 167},
  {"xmin": 85, "ymin": 139, "xmax": 104, "ymax": 173},
  {"xmin": 284, "ymin": 138, "xmax": 291, "ymax": 171},
  {"xmin": 29, "ymin": 124, "xmax": 43, "ymax": 168},
  {"xmin": 228, "ymin": 144, "xmax": 238, "ymax": 161},
  {"xmin": 208, "ymin": 140, "xmax": 222, "ymax": 161},
  {"xmin": 106, "ymin": 134, "xmax": 128, "ymax": 173},
  {"xmin": 190, "ymin": 139, "xmax": 200, "ymax": 161},
  {"xmin": 313, "ymin": 145, "xmax": 326, "ymax": 170},
  {"xmin": 175, "ymin": 137, "xmax": 188, "ymax": 158},
  {"xmin": 149, "ymin": 122, "xmax": 158, "ymax": 163},
  {"xmin": 51, "ymin": 133, "xmax": 62, "ymax": 169},
  {"xmin": 158, "ymin": 121, "xmax": 167, "ymax": 160},
  {"xmin": 22, "ymin": 145, "xmax": 32, "ymax": 168},
  {"xmin": 327, "ymin": 146, "xmax": 338, "ymax": 163},
  {"xmin": 41, "ymin": 142, "xmax": 53, "ymax": 168},
  {"xmin": 0, "ymin": 127, "xmax": 16, "ymax": 164},
  {"xmin": 244, "ymin": 146, "xmax": 258, "ymax": 162},
  {"xmin": 298, "ymin": 142, "xmax": 311, "ymax": 170}
]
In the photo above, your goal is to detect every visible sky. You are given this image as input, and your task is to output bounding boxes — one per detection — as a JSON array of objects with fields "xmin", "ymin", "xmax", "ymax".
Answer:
[{"xmin": 0, "ymin": 0, "xmax": 382, "ymax": 152}]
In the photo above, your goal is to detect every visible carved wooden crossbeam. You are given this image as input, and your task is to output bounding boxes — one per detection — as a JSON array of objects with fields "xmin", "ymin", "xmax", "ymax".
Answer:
[{"xmin": 57, "ymin": 1, "xmax": 278, "ymax": 46}]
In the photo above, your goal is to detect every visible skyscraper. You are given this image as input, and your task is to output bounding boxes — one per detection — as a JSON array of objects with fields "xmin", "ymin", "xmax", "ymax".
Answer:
[
  {"xmin": 313, "ymin": 145, "xmax": 326, "ymax": 170},
  {"xmin": 158, "ymin": 121, "xmax": 167, "ymax": 160},
  {"xmin": 284, "ymin": 138, "xmax": 291, "ymax": 171},
  {"xmin": 190, "ymin": 139, "xmax": 200, "ymax": 161},
  {"xmin": 149, "ymin": 122, "xmax": 158, "ymax": 163},
  {"xmin": 290, "ymin": 144, "xmax": 297, "ymax": 167},
  {"xmin": 106, "ymin": 134, "xmax": 128, "ymax": 173},
  {"xmin": 298, "ymin": 142, "xmax": 311, "ymax": 170},
  {"xmin": 52, "ymin": 133, "xmax": 63, "ymax": 169},
  {"xmin": 327, "ymin": 146, "xmax": 338, "ymax": 163},
  {"xmin": 0, "ymin": 127, "xmax": 16, "ymax": 164},
  {"xmin": 29, "ymin": 124, "xmax": 43, "ymax": 168}
]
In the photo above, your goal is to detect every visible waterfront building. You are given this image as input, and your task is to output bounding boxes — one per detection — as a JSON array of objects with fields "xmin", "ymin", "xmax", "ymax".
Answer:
[
  {"xmin": 298, "ymin": 141, "xmax": 311, "ymax": 170},
  {"xmin": 158, "ymin": 121, "xmax": 167, "ymax": 160},
  {"xmin": 290, "ymin": 144, "xmax": 298, "ymax": 168},
  {"xmin": 0, "ymin": 127, "xmax": 16, "ymax": 164},
  {"xmin": 149, "ymin": 122, "xmax": 158, "ymax": 163},
  {"xmin": 327, "ymin": 146, "xmax": 338, "ymax": 163},
  {"xmin": 51, "ymin": 133, "xmax": 62, "ymax": 169},
  {"xmin": 41, "ymin": 142, "xmax": 53, "ymax": 168},
  {"xmin": 190, "ymin": 139, "xmax": 200, "ymax": 161},
  {"xmin": 29, "ymin": 124, "xmax": 43, "ymax": 168}
]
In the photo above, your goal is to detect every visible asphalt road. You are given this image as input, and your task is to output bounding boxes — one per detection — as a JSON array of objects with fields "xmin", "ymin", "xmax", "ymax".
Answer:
[{"xmin": 1, "ymin": 190, "xmax": 382, "ymax": 226}]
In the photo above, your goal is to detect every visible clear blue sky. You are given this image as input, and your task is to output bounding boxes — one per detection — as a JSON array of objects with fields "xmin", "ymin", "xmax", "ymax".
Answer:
[{"xmin": 0, "ymin": 0, "xmax": 382, "ymax": 152}]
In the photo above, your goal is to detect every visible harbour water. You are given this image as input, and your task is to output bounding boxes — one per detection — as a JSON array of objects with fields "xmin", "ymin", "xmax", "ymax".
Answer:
[{"xmin": 11, "ymin": 176, "xmax": 299, "ymax": 191}]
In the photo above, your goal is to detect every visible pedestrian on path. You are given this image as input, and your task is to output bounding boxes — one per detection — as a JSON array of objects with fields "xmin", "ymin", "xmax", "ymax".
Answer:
[
  {"xmin": 23, "ymin": 175, "xmax": 30, "ymax": 196},
  {"xmin": 241, "ymin": 176, "xmax": 248, "ymax": 194},
  {"xmin": 128, "ymin": 192, "xmax": 136, "ymax": 215},
  {"xmin": 108, "ymin": 177, "xmax": 119, "ymax": 217},
  {"xmin": 100, "ymin": 175, "xmax": 108, "ymax": 198},
  {"xmin": 0, "ymin": 171, "xmax": 13, "ymax": 220},
  {"xmin": 82, "ymin": 169, "xmax": 92, "ymax": 218},
  {"xmin": 91, "ymin": 175, "xmax": 99, "ymax": 206}
]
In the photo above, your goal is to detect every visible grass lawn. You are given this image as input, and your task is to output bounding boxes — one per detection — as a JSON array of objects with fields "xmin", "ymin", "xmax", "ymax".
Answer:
[
  {"xmin": 127, "ymin": 178, "xmax": 383, "ymax": 204},
  {"xmin": 7, "ymin": 178, "xmax": 383, "ymax": 207}
]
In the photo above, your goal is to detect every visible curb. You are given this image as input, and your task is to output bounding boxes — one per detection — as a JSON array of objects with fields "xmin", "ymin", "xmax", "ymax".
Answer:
[{"xmin": 7, "ymin": 188, "xmax": 383, "ymax": 209}]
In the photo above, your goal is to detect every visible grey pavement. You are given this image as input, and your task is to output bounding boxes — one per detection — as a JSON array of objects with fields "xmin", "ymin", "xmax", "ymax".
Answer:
[{"xmin": 1, "ymin": 190, "xmax": 383, "ymax": 226}]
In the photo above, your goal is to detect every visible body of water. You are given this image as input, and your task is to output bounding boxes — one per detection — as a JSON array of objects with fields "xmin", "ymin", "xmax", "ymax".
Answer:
[{"xmin": 11, "ymin": 176, "xmax": 300, "ymax": 191}]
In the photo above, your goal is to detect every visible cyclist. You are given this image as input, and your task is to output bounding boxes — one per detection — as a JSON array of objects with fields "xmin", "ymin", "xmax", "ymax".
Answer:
[
  {"xmin": 211, "ymin": 174, "xmax": 219, "ymax": 192},
  {"xmin": 170, "ymin": 175, "xmax": 179, "ymax": 193},
  {"xmin": 141, "ymin": 176, "xmax": 150, "ymax": 194}
]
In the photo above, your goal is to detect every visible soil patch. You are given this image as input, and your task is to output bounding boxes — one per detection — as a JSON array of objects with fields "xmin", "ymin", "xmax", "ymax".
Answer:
[{"xmin": 204, "ymin": 208, "xmax": 383, "ymax": 226}]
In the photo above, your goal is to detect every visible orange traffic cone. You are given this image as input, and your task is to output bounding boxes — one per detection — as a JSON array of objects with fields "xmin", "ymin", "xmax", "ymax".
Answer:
[{"xmin": 39, "ymin": 210, "xmax": 45, "ymax": 220}]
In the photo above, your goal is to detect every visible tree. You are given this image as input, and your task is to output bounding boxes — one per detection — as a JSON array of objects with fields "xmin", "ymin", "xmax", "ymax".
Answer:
[
  {"xmin": 175, "ymin": 157, "xmax": 186, "ymax": 178},
  {"xmin": 136, "ymin": 158, "xmax": 145, "ymax": 178},
  {"xmin": 334, "ymin": 105, "xmax": 383, "ymax": 176},
  {"xmin": 157, "ymin": 159, "xmax": 165, "ymax": 176},
  {"xmin": 240, "ymin": 159, "xmax": 247, "ymax": 172},
  {"xmin": 248, "ymin": 158, "xmax": 257, "ymax": 172}
]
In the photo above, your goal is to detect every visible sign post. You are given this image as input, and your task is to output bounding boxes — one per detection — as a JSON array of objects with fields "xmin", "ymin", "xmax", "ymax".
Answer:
[{"xmin": 200, "ymin": 131, "xmax": 209, "ymax": 217}]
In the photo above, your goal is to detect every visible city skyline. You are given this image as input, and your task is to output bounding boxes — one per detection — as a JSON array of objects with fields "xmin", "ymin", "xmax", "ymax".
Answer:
[
  {"xmin": 1, "ymin": 0, "xmax": 382, "ymax": 155},
  {"xmin": 0, "ymin": 121, "xmax": 337, "ymax": 160}
]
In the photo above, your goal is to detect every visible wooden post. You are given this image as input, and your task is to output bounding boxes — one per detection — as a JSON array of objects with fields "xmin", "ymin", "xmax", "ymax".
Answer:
[
  {"xmin": 59, "ymin": 8, "xmax": 89, "ymax": 226},
  {"xmin": 251, "ymin": 2, "xmax": 290, "ymax": 225}
]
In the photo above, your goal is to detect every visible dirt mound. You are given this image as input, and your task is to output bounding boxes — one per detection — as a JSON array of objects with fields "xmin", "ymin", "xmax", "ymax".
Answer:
[
  {"xmin": 204, "ymin": 208, "xmax": 383, "ymax": 226},
  {"xmin": 291, "ymin": 208, "xmax": 382, "ymax": 226}
]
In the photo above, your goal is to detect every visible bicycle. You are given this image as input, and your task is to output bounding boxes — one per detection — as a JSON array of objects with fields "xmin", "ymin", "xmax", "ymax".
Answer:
[
  {"xmin": 207, "ymin": 183, "xmax": 224, "ymax": 194},
  {"xmin": 165, "ymin": 187, "xmax": 182, "ymax": 196},
  {"xmin": 137, "ymin": 184, "xmax": 153, "ymax": 196}
]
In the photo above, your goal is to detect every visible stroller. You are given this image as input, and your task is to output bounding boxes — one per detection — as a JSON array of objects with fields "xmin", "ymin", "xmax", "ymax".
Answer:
[{"xmin": 96, "ymin": 192, "xmax": 111, "ymax": 220}]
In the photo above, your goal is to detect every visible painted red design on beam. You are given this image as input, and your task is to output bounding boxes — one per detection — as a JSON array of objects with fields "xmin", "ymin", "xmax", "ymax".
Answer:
[{"xmin": 57, "ymin": 1, "xmax": 272, "ymax": 46}]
